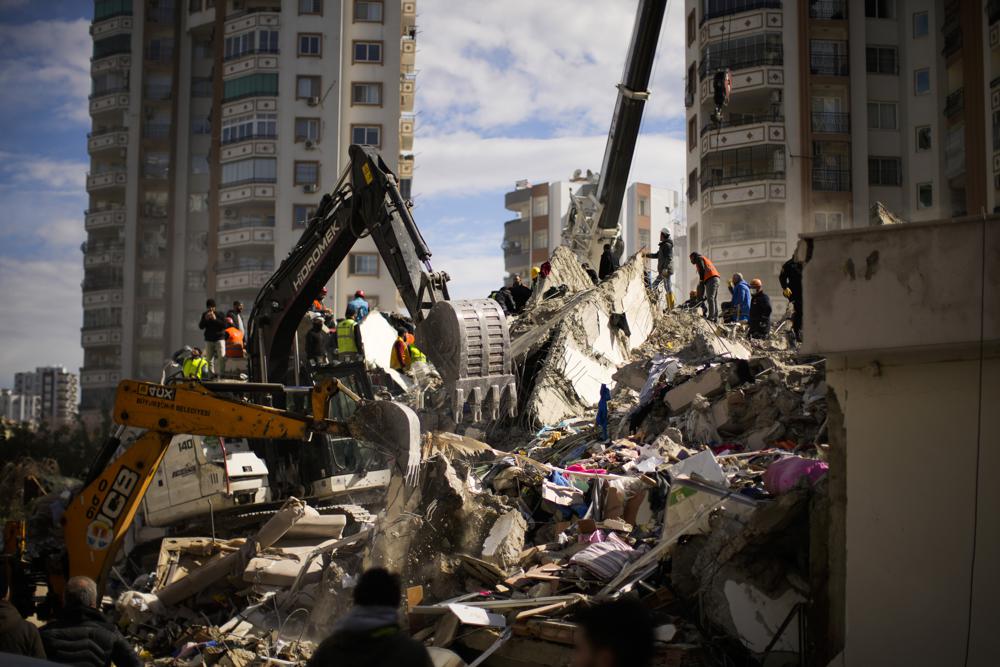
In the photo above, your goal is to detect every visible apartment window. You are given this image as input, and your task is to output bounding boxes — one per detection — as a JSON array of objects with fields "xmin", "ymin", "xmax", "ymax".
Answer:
[
  {"xmin": 688, "ymin": 115, "xmax": 697, "ymax": 151},
  {"xmin": 192, "ymin": 116, "xmax": 211, "ymax": 134},
  {"xmin": 867, "ymin": 102, "xmax": 897, "ymax": 130},
  {"xmin": 295, "ymin": 117, "xmax": 320, "ymax": 142},
  {"xmin": 223, "ymin": 73, "xmax": 278, "ymax": 101},
  {"xmin": 353, "ymin": 41, "xmax": 383, "ymax": 63},
  {"xmin": 258, "ymin": 30, "xmax": 279, "ymax": 53},
  {"xmin": 298, "ymin": 33, "xmax": 321, "ymax": 56},
  {"xmin": 293, "ymin": 204, "xmax": 317, "ymax": 230},
  {"xmin": 295, "ymin": 161, "xmax": 319, "ymax": 186},
  {"xmin": 913, "ymin": 11, "xmax": 929, "ymax": 37},
  {"xmin": 916, "ymin": 126, "xmax": 932, "ymax": 151},
  {"xmin": 868, "ymin": 157, "xmax": 902, "ymax": 186},
  {"xmin": 532, "ymin": 196, "xmax": 548, "ymax": 217},
  {"xmin": 221, "ymin": 158, "xmax": 277, "ymax": 186},
  {"xmin": 351, "ymin": 82, "xmax": 382, "ymax": 106},
  {"xmin": 190, "ymin": 154, "xmax": 209, "ymax": 174},
  {"xmin": 351, "ymin": 125, "xmax": 381, "ymax": 146},
  {"xmin": 638, "ymin": 196, "xmax": 649, "ymax": 217},
  {"xmin": 355, "ymin": 0, "xmax": 383, "ymax": 22},
  {"xmin": 533, "ymin": 228, "xmax": 549, "ymax": 250},
  {"xmin": 299, "ymin": 0, "xmax": 322, "ymax": 14},
  {"xmin": 914, "ymin": 68, "xmax": 930, "ymax": 95},
  {"xmin": 222, "ymin": 113, "xmax": 277, "ymax": 143},
  {"xmin": 686, "ymin": 9, "xmax": 696, "ymax": 46},
  {"xmin": 638, "ymin": 230, "xmax": 651, "ymax": 252},
  {"xmin": 349, "ymin": 253, "xmax": 379, "ymax": 276},
  {"xmin": 95, "ymin": 0, "xmax": 132, "ymax": 21},
  {"xmin": 865, "ymin": 46, "xmax": 898, "ymax": 75},
  {"xmin": 865, "ymin": 0, "xmax": 892, "ymax": 19},
  {"xmin": 916, "ymin": 182, "xmax": 933, "ymax": 208},
  {"xmin": 191, "ymin": 77, "xmax": 212, "ymax": 97},
  {"xmin": 94, "ymin": 33, "xmax": 131, "ymax": 59},
  {"xmin": 297, "ymin": 75, "xmax": 321, "ymax": 99},
  {"xmin": 687, "ymin": 168, "xmax": 699, "ymax": 203},
  {"xmin": 810, "ymin": 39, "xmax": 849, "ymax": 75},
  {"xmin": 186, "ymin": 271, "xmax": 205, "ymax": 290},
  {"xmin": 224, "ymin": 31, "xmax": 253, "ymax": 60},
  {"xmin": 700, "ymin": 32, "xmax": 783, "ymax": 78},
  {"xmin": 814, "ymin": 212, "xmax": 844, "ymax": 232}
]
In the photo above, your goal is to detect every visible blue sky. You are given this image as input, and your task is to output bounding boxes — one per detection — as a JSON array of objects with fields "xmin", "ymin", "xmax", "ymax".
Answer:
[{"xmin": 0, "ymin": 0, "xmax": 688, "ymax": 387}]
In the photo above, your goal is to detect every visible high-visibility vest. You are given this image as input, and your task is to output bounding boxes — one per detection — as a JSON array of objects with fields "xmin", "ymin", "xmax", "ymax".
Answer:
[
  {"xmin": 699, "ymin": 255, "xmax": 721, "ymax": 282},
  {"xmin": 225, "ymin": 327, "xmax": 244, "ymax": 357},
  {"xmin": 408, "ymin": 345, "xmax": 427, "ymax": 363},
  {"xmin": 183, "ymin": 357, "xmax": 208, "ymax": 379},
  {"xmin": 337, "ymin": 318, "xmax": 358, "ymax": 353}
]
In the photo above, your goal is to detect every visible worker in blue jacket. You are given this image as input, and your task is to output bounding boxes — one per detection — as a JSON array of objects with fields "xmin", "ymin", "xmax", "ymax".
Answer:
[{"xmin": 726, "ymin": 273, "xmax": 751, "ymax": 323}]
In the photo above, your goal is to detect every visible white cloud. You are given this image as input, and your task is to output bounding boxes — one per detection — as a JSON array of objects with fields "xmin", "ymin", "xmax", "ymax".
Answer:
[
  {"xmin": 412, "ymin": 131, "xmax": 687, "ymax": 198},
  {"xmin": 0, "ymin": 18, "xmax": 91, "ymax": 124},
  {"xmin": 415, "ymin": 0, "xmax": 687, "ymax": 135},
  {"xmin": 0, "ymin": 257, "xmax": 83, "ymax": 387},
  {"xmin": 0, "ymin": 151, "xmax": 88, "ymax": 192}
]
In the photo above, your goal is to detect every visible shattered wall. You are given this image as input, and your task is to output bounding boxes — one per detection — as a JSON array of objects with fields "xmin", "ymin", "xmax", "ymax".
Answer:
[{"xmin": 516, "ymin": 251, "xmax": 657, "ymax": 425}]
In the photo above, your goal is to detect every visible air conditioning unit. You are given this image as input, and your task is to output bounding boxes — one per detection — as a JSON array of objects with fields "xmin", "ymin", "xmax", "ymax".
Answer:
[
  {"xmin": 304, "ymin": 140, "xmax": 316, "ymax": 150},
  {"xmin": 222, "ymin": 250, "xmax": 234, "ymax": 260},
  {"xmin": 307, "ymin": 96, "xmax": 320, "ymax": 106},
  {"xmin": 303, "ymin": 184, "xmax": 318, "ymax": 193},
  {"xmin": 224, "ymin": 208, "xmax": 237, "ymax": 218}
]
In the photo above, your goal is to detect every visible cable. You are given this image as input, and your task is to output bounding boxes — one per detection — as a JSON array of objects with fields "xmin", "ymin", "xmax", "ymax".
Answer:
[{"xmin": 962, "ymin": 211, "xmax": 987, "ymax": 665}]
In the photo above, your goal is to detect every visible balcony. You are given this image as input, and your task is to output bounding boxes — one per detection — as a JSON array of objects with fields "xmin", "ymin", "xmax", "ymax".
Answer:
[
  {"xmin": 82, "ymin": 287, "xmax": 124, "ymax": 307},
  {"xmin": 80, "ymin": 369, "xmax": 122, "ymax": 389},
  {"xmin": 944, "ymin": 88, "xmax": 964, "ymax": 118},
  {"xmin": 400, "ymin": 116, "xmax": 415, "ymax": 151},
  {"xmin": 81, "ymin": 328, "xmax": 122, "ymax": 349},
  {"xmin": 810, "ymin": 53, "xmax": 849, "ymax": 76},
  {"xmin": 86, "ymin": 169, "xmax": 127, "ymax": 192},
  {"xmin": 218, "ymin": 221, "xmax": 275, "ymax": 248},
  {"xmin": 812, "ymin": 168, "xmax": 851, "ymax": 192},
  {"xmin": 87, "ymin": 127, "xmax": 128, "ymax": 154},
  {"xmin": 85, "ymin": 207, "xmax": 127, "ymax": 231},
  {"xmin": 942, "ymin": 27, "xmax": 962, "ymax": 58},
  {"xmin": 89, "ymin": 91, "xmax": 130, "ymax": 115},
  {"xmin": 401, "ymin": 76, "xmax": 416, "ymax": 113},
  {"xmin": 91, "ymin": 13, "xmax": 132, "ymax": 38},
  {"xmin": 219, "ymin": 182, "xmax": 276, "ymax": 206},
  {"xmin": 223, "ymin": 51, "xmax": 279, "ymax": 80},
  {"xmin": 811, "ymin": 112, "xmax": 850, "ymax": 133},
  {"xmin": 809, "ymin": 1, "xmax": 846, "ymax": 20},
  {"xmin": 83, "ymin": 242, "xmax": 126, "ymax": 268},
  {"xmin": 216, "ymin": 259, "xmax": 274, "ymax": 293},
  {"xmin": 401, "ymin": 35, "xmax": 416, "ymax": 73},
  {"xmin": 699, "ymin": 172, "xmax": 786, "ymax": 211},
  {"xmin": 700, "ymin": 0, "xmax": 782, "ymax": 25},
  {"xmin": 91, "ymin": 53, "xmax": 131, "ymax": 75},
  {"xmin": 700, "ymin": 117, "xmax": 786, "ymax": 155}
]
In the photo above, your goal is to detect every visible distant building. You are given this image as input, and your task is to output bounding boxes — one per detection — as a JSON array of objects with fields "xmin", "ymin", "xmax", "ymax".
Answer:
[
  {"xmin": 501, "ymin": 177, "xmax": 684, "ymax": 297},
  {"xmin": 684, "ymin": 0, "xmax": 998, "ymax": 300},
  {"xmin": 8, "ymin": 366, "xmax": 78, "ymax": 426}
]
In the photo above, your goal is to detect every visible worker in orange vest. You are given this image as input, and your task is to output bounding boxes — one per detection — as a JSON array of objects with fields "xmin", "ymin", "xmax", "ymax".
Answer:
[
  {"xmin": 689, "ymin": 252, "xmax": 722, "ymax": 322},
  {"xmin": 224, "ymin": 317, "xmax": 245, "ymax": 359}
]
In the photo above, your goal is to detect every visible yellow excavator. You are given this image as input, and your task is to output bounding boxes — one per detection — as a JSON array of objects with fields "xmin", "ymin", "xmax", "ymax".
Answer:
[{"xmin": 55, "ymin": 377, "xmax": 418, "ymax": 602}]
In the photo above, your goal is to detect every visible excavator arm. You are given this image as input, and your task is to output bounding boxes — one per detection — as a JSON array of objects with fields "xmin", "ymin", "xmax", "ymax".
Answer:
[
  {"xmin": 249, "ymin": 145, "xmax": 515, "ymax": 421},
  {"xmin": 562, "ymin": 0, "xmax": 669, "ymax": 265},
  {"xmin": 61, "ymin": 379, "xmax": 415, "ymax": 588}
]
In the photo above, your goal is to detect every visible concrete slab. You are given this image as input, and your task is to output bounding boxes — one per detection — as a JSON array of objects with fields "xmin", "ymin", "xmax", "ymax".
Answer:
[{"xmin": 664, "ymin": 366, "xmax": 727, "ymax": 412}]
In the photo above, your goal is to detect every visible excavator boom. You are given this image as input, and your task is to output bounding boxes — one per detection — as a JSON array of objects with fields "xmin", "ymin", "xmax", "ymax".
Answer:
[{"xmin": 248, "ymin": 145, "xmax": 515, "ymax": 421}]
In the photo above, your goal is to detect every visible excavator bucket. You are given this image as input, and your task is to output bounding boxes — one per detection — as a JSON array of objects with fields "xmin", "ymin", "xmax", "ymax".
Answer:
[
  {"xmin": 348, "ymin": 399, "xmax": 421, "ymax": 486},
  {"xmin": 417, "ymin": 298, "xmax": 517, "ymax": 422}
]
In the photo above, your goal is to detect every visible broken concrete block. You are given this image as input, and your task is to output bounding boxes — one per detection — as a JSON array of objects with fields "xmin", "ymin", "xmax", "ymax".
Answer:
[
  {"xmin": 690, "ymin": 318, "xmax": 751, "ymax": 361},
  {"xmin": 612, "ymin": 359, "xmax": 650, "ymax": 393},
  {"xmin": 744, "ymin": 422, "xmax": 784, "ymax": 451},
  {"xmin": 525, "ymin": 246, "xmax": 596, "ymax": 309},
  {"xmin": 482, "ymin": 509, "xmax": 528, "ymax": 570},
  {"xmin": 664, "ymin": 366, "xmax": 727, "ymax": 412}
]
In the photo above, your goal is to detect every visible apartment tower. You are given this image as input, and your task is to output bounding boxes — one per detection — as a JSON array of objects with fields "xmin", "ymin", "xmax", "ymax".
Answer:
[
  {"xmin": 684, "ymin": 0, "xmax": 998, "ymax": 296},
  {"xmin": 11, "ymin": 366, "xmax": 80, "ymax": 426},
  {"xmin": 82, "ymin": 0, "xmax": 416, "ymax": 422}
]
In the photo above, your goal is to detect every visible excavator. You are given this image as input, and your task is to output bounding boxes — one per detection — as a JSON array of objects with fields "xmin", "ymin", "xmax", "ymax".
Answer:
[
  {"xmin": 562, "ymin": 0, "xmax": 669, "ymax": 267},
  {"xmin": 23, "ymin": 145, "xmax": 518, "ymax": 610}
]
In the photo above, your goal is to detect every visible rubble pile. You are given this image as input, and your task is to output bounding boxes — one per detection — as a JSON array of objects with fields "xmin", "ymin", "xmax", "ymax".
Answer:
[{"xmin": 103, "ymin": 258, "xmax": 830, "ymax": 665}]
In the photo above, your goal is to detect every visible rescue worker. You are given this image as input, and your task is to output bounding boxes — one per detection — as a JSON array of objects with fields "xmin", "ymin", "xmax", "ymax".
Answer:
[
  {"xmin": 227, "ymin": 300, "xmax": 245, "ymax": 335},
  {"xmin": 347, "ymin": 290, "xmax": 370, "ymax": 322},
  {"xmin": 679, "ymin": 290, "xmax": 704, "ymax": 311},
  {"xmin": 198, "ymin": 299, "xmax": 227, "ymax": 377},
  {"xmin": 307, "ymin": 568, "xmax": 432, "ymax": 667},
  {"xmin": 598, "ymin": 243, "xmax": 619, "ymax": 281},
  {"xmin": 182, "ymin": 348, "xmax": 208, "ymax": 379},
  {"xmin": 779, "ymin": 254, "xmax": 804, "ymax": 342},
  {"xmin": 312, "ymin": 287, "xmax": 332, "ymax": 316},
  {"xmin": 748, "ymin": 278, "xmax": 772, "ymax": 339},
  {"xmin": 0, "ymin": 568, "xmax": 45, "ymax": 658},
  {"xmin": 306, "ymin": 315, "xmax": 328, "ymax": 367},
  {"xmin": 726, "ymin": 273, "xmax": 751, "ymax": 323},
  {"xmin": 509, "ymin": 274, "xmax": 532, "ymax": 312},
  {"xmin": 689, "ymin": 252, "xmax": 721, "ymax": 321},
  {"xmin": 336, "ymin": 309, "xmax": 365, "ymax": 360},
  {"xmin": 390, "ymin": 327, "xmax": 411, "ymax": 371},
  {"xmin": 40, "ymin": 576, "xmax": 141, "ymax": 667},
  {"xmin": 530, "ymin": 266, "xmax": 541, "ymax": 290},
  {"xmin": 645, "ymin": 229, "xmax": 675, "ymax": 307},
  {"xmin": 582, "ymin": 262, "xmax": 600, "ymax": 286},
  {"xmin": 224, "ymin": 316, "xmax": 244, "ymax": 360},
  {"xmin": 490, "ymin": 286, "xmax": 516, "ymax": 316},
  {"xmin": 596, "ymin": 384, "xmax": 611, "ymax": 441}
]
